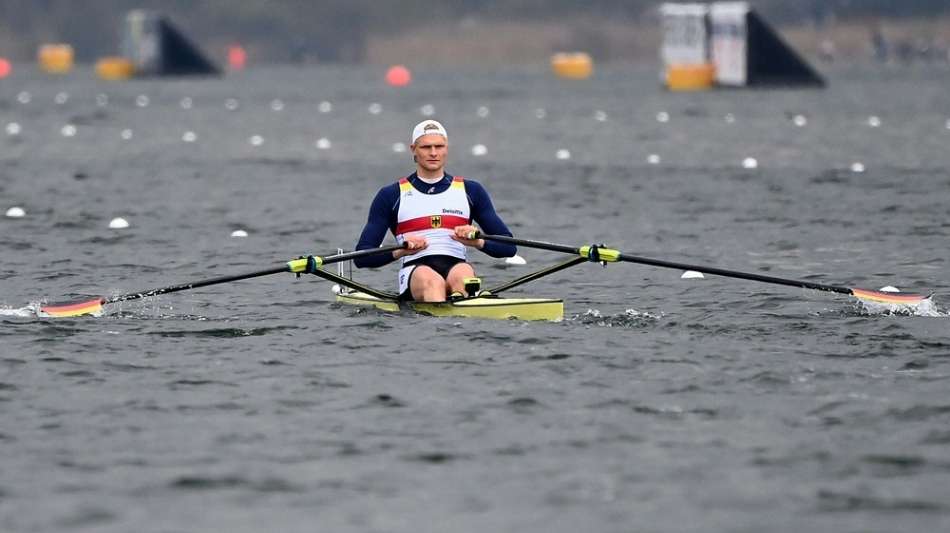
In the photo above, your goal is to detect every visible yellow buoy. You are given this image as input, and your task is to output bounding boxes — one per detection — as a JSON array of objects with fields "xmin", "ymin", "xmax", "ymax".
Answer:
[
  {"xmin": 665, "ymin": 63, "xmax": 715, "ymax": 91},
  {"xmin": 95, "ymin": 57, "xmax": 135, "ymax": 81},
  {"xmin": 38, "ymin": 44, "xmax": 74, "ymax": 74},
  {"xmin": 550, "ymin": 52, "xmax": 593, "ymax": 80}
]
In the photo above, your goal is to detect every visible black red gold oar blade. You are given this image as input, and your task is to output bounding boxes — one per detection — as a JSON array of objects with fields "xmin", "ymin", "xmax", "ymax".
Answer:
[
  {"xmin": 39, "ymin": 297, "xmax": 105, "ymax": 317},
  {"xmin": 850, "ymin": 288, "xmax": 929, "ymax": 306}
]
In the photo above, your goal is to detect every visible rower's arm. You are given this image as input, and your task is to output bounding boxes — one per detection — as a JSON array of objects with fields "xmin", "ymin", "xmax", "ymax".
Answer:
[
  {"xmin": 467, "ymin": 181, "xmax": 517, "ymax": 258},
  {"xmin": 354, "ymin": 185, "xmax": 400, "ymax": 268}
]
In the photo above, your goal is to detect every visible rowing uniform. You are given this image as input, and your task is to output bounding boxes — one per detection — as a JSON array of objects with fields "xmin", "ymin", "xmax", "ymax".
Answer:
[{"xmin": 354, "ymin": 172, "xmax": 516, "ymax": 298}]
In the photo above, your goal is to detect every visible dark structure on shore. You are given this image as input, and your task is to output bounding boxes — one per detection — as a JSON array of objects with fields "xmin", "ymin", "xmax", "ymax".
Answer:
[{"xmin": 121, "ymin": 10, "xmax": 220, "ymax": 76}]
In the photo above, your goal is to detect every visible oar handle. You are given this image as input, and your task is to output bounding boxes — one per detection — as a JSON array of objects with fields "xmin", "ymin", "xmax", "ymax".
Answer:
[{"xmin": 468, "ymin": 231, "xmax": 581, "ymax": 255}]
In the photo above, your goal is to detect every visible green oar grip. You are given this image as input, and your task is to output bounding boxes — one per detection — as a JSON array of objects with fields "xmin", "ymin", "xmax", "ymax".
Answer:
[
  {"xmin": 287, "ymin": 256, "xmax": 320, "ymax": 273},
  {"xmin": 579, "ymin": 245, "xmax": 620, "ymax": 263}
]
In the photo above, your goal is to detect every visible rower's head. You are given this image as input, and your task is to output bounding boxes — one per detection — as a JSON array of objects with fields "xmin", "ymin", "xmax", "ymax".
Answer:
[{"xmin": 410, "ymin": 120, "xmax": 448, "ymax": 174}]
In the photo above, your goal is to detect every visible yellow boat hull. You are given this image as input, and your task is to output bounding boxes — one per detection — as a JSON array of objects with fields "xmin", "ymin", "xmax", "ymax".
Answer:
[{"xmin": 335, "ymin": 290, "xmax": 563, "ymax": 321}]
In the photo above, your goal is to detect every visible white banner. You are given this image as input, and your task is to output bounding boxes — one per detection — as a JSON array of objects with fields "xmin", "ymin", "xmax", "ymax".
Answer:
[{"xmin": 710, "ymin": 2, "xmax": 749, "ymax": 86}]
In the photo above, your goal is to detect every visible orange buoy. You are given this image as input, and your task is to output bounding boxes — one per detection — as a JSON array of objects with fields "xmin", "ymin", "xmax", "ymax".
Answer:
[
  {"xmin": 95, "ymin": 57, "xmax": 135, "ymax": 80},
  {"xmin": 665, "ymin": 63, "xmax": 715, "ymax": 91},
  {"xmin": 38, "ymin": 44, "xmax": 74, "ymax": 74},
  {"xmin": 0, "ymin": 58, "xmax": 10, "ymax": 78},
  {"xmin": 550, "ymin": 52, "xmax": 593, "ymax": 80},
  {"xmin": 385, "ymin": 65, "xmax": 411, "ymax": 87},
  {"xmin": 228, "ymin": 45, "xmax": 246, "ymax": 71}
]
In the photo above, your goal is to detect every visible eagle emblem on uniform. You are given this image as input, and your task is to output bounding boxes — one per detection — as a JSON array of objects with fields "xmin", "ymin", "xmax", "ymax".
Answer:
[{"xmin": 430, "ymin": 215, "xmax": 442, "ymax": 228}]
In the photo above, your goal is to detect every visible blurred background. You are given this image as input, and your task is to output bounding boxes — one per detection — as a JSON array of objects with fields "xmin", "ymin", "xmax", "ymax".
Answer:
[{"xmin": 1, "ymin": 0, "xmax": 949, "ymax": 66}]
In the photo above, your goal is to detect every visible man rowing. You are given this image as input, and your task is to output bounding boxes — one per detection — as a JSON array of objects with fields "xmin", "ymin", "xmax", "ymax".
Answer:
[{"xmin": 353, "ymin": 120, "xmax": 517, "ymax": 302}]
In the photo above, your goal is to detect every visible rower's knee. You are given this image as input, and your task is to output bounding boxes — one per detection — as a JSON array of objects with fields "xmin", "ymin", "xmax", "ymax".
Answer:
[
  {"xmin": 411, "ymin": 267, "xmax": 447, "ymax": 302},
  {"xmin": 446, "ymin": 263, "xmax": 476, "ymax": 293}
]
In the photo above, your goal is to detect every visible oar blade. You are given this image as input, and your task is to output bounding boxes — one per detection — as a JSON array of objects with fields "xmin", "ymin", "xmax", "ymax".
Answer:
[
  {"xmin": 851, "ymin": 288, "xmax": 928, "ymax": 306},
  {"xmin": 40, "ymin": 297, "xmax": 105, "ymax": 318}
]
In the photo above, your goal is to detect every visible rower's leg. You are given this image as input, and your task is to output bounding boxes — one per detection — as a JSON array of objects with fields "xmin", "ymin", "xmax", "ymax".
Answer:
[
  {"xmin": 410, "ymin": 266, "xmax": 448, "ymax": 302},
  {"xmin": 445, "ymin": 262, "xmax": 476, "ymax": 296}
]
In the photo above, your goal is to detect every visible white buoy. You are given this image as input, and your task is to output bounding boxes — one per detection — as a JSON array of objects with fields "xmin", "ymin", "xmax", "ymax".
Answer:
[
  {"xmin": 392, "ymin": 142, "xmax": 406, "ymax": 153},
  {"xmin": 120, "ymin": 129, "xmax": 133, "ymax": 140},
  {"xmin": 724, "ymin": 113, "xmax": 736, "ymax": 124},
  {"xmin": 505, "ymin": 255, "xmax": 527, "ymax": 266},
  {"xmin": 182, "ymin": 131, "xmax": 197, "ymax": 143},
  {"xmin": 180, "ymin": 97, "xmax": 193, "ymax": 109},
  {"xmin": 60, "ymin": 124, "xmax": 77, "ymax": 137},
  {"xmin": 249, "ymin": 135, "xmax": 264, "ymax": 146},
  {"xmin": 54, "ymin": 92, "xmax": 69, "ymax": 105},
  {"xmin": 793, "ymin": 114, "xmax": 807, "ymax": 127},
  {"xmin": 556, "ymin": 149, "xmax": 571, "ymax": 160},
  {"xmin": 646, "ymin": 154, "xmax": 661, "ymax": 165},
  {"xmin": 681, "ymin": 271, "xmax": 704, "ymax": 279},
  {"xmin": 850, "ymin": 162, "xmax": 866, "ymax": 173},
  {"xmin": 656, "ymin": 111, "xmax": 670, "ymax": 123},
  {"xmin": 318, "ymin": 101, "xmax": 333, "ymax": 113},
  {"xmin": 477, "ymin": 106, "xmax": 490, "ymax": 118},
  {"xmin": 108, "ymin": 217, "xmax": 129, "ymax": 229},
  {"xmin": 315, "ymin": 137, "xmax": 331, "ymax": 150},
  {"xmin": 17, "ymin": 91, "xmax": 31, "ymax": 104},
  {"xmin": 5, "ymin": 207, "xmax": 26, "ymax": 218},
  {"xmin": 594, "ymin": 110, "xmax": 608, "ymax": 122},
  {"xmin": 6, "ymin": 122, "xmax": 21, "ymax": 136},
  {"xmin": 471, "ymin": 144, "xmax": 487, "ymax": 156},
  {"xmin": 230, "ymin": 229, "xmax": 248, "ymax": 238},
  {"xmin": 96, "ymin": 94, "xmax": 109, "ymax": 107},
  {"xmin": 368, "ymin": 103, "xmax": 382, "ymax": 114},
  {"xmin": 867, "ymin": 115, "xmax": 881, "ymax": 127},
  {"xmin": 535, "ymin": 108, "xmax": 546, "ymax": 119},
  {"xmin": 270, "ymin": 99, "xmax": 284, "ymax": 112},
  {"xmin": 225, "ymin": 98, "xmax": 239, "ymax": 111},
  {"xmin": 420, "ymin": 104, "xmax": 434, "ymax": 116},
  {"xmin": 742, "ymin": 157, "xmax": 758, "ymax": 169},
  {"xmin": 879, "ymin": 286, "xmax": 900, "ymax": 293},
  {"xmin": 135, "ymin": 94, "xmax": 149, "ymax": 107}
]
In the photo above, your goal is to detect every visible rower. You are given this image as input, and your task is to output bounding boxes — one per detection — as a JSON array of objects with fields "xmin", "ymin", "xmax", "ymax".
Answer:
[{"xmin": 352, "ymin": 119, "xmax": 517, "ymax": 302}]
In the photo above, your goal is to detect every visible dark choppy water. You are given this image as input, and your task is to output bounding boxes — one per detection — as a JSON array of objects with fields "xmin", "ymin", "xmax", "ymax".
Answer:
[{"xmin": 2, "ymin": 64, "xmax": 950, "ymax": 532}]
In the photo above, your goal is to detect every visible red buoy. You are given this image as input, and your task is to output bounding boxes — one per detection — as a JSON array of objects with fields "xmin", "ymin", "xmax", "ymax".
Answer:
[
  {"xmin": 228, "ymin": 45, "xmax": 246, "ymax": 71},
  {"xmin": 385, "ymin": 65, "xmax": 411, "ymax": 87}
]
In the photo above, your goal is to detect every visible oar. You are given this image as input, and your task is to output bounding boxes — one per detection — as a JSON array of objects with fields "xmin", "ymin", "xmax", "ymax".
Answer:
[
  {"xmin": 471, "ymin": 232, "xmax": 929, "ymax": 306},
  {"xmin": 40, "ymin": 244, "xmax": 406, "ymax": 317}
]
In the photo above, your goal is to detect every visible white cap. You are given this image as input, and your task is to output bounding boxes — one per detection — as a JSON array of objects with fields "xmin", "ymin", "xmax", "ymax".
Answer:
[{"xmin": 411, "ymin": 120, "xmax": 448, "ymax": 145}]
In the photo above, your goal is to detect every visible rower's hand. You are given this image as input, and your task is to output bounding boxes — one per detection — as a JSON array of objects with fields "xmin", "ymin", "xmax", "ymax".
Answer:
[
  {"xmin": 451, "ymin": 225, "xmax": 484, "ymax": 249},
  {"xmin": 394, "ymin": 235, "xmax": 427, "ymax": 259}
]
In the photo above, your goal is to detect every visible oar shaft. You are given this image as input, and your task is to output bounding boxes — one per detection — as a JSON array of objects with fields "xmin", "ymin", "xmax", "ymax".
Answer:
[
  {"xmin": 614, "ymin": 252, "xmax": 853, "ymax": 295},
  {"xmin": 105, "ymin": 243, "xmax": 407, "ymax": 305},
  {"xmin": 105, "ymin": 266, "xmax": 290, "ymax": 304},
  {"xmin": 479, "ymin": 233, "xmax": 853, "ymax": 296}
]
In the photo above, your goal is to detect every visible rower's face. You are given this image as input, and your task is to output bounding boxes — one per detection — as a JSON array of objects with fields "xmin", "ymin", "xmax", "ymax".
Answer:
[{"xmin": 412, "ymin": 134, "xmax": 448, "ymax": 172}]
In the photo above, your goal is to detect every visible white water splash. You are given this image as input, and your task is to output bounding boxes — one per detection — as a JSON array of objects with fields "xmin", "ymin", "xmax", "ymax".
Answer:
[
  {"xmin": 0, "ymin": 304, "xmax": 36, "ymax": 317},
  {"xmin": 857, "ymin": 296, "xmax": 942, "ymax": 317},
  {"xmin": 572, "ymin": 308, "xmax": 661, "ymax": 327}
]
